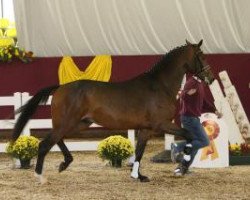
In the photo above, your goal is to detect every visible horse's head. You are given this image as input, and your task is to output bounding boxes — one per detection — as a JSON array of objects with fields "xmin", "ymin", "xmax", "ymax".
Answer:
[{"xmin": 185, "ymin": 40, "xmax": 215, "ymax": 85}]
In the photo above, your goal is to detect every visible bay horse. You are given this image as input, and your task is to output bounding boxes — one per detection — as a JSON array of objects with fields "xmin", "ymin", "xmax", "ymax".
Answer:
[{"xmin": 12, "ymin": 40, "xmax": 214, "ymax": 184}]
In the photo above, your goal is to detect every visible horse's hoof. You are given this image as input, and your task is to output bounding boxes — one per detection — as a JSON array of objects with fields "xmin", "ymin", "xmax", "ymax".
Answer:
[
  {"xmin": 58, "ymin": 162, "xmax": 66, "ymax": 173},
  {"xmin": 34, "ymin": 172, "xmax": 48, "ymax": 185},
  {"xmin": 40, "ymin": 177, "xmax": 48, "ymax": 185},
  {"xmin": 131, "ymin": 171, "xmax": 139, "ymax": 179},
  {"xmin": 139, "ymin": 175, "xmax": 150, "ymax": 182}
]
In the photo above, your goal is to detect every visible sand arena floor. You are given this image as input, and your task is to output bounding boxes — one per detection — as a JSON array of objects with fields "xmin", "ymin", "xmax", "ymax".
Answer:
[{"xmin": 0, "ymin": 139, "xmax": 250, "ymax": 200}]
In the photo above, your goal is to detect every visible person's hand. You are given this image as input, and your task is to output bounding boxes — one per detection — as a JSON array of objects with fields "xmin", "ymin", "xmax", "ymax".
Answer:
[
  {"xmin": 215, "ymin": 110, "xmax": 223, "ymax": 118},
  {"xmin": 176, "ymin": 91, "xmax": 181, "ymax": 99},
  {"xmin": 187, "ymin": 88, "xmax": 197, "ymax": 95}
]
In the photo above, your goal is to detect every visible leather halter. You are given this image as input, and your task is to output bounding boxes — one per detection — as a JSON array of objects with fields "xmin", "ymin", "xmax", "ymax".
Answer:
[{"xmin": 195, "ymin": 51, "xmax": 210, "ymax": 76}]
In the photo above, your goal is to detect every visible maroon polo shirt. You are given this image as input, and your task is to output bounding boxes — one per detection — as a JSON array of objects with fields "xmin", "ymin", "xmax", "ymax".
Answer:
[{"xmin": 179, "ymin": 75, "xmax": 216, "ymax": 117}]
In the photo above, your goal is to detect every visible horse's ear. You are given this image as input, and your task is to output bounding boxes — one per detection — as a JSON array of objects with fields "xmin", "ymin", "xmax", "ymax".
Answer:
[
  {"xmin": 186, "ymin": 39, "xmax": 191, "ymax": 45},
  {"xmin": 198, "ymin": 39, "xmax": 203, "ymax": 47}
]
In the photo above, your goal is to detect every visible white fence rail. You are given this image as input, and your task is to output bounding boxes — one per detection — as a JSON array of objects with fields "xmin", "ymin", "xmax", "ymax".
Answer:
[
  {"xmin": 0, "ymin": 92, "xmax": 22, "ymax": 129},
  {"xmin": 0, "ymin": 93, "xmax": 135, "ymax": 154}
]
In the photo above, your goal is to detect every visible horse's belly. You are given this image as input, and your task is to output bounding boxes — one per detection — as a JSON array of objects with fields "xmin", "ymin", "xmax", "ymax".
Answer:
[{"xmin": 91, "ymin": 109, "xmax": 149, "ymax": 130}]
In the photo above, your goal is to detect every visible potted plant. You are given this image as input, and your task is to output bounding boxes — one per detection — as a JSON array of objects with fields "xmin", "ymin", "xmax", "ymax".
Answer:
[
  {"xmin": 97, "ymin": 135, "xmax": 134, "ymax": 168},
  {"xmin": 6, "ymin": 135, "xmax": 39, "ymax": 169},
  {"xmin": 229, "ymin": 142, "xmax": 250, "ymax": 165},
  {"xmin": 0, "ymin": 18, "xmax": 33, "ymax": 63},
  {"xmin": 0, "ymin": 45, "xmax": 33, "ymax": 63}
]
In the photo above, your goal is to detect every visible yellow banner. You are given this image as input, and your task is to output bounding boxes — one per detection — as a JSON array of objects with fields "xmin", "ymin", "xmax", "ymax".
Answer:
[{"xmin": 58, "ymin": 55, "xmax": 112, "ymax": 85}]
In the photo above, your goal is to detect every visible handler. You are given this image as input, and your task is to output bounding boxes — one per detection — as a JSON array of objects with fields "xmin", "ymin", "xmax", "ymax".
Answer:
[{"xmin": 171, "ymin": 74, "xmax": 222, "ymax": 176}]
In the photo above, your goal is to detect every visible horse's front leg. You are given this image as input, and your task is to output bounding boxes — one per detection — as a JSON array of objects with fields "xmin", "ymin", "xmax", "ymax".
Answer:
[{"xmin": 131, "ymin": 129, "xmax": 151, "ymax": 182}]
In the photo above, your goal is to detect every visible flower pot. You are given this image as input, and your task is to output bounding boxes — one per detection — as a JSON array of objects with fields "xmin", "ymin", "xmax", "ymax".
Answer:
[
  {"xmin": 111, "ymin": 159, "xmax": 122, "ymax": 168},
  {"xmin": 229, "ymin": 155, "xmax": 250, "ymax": 166},
  {"xmin": 20, "ymin": 159, "xmax": 31, "ymax": 169}
]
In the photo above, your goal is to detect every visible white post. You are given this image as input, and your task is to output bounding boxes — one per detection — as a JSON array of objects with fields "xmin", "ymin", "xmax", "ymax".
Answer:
[
  {"xmin": 218, "ymin": 71, "xmax": 249, "ymax": 143},
  {"xmin": 164, "ymin": 134, "xmax": 174, "ymax": 150},
  {"xmin": 128, "ymin": 129, "xmax": 135, "ymax": 147},
  {"xmin": 21, "ymin": 92, "xmax": 32, "ymax": 135},
  {"xmin": 128, "ymin": 129, "xmax": 135, "ymax": 164}
]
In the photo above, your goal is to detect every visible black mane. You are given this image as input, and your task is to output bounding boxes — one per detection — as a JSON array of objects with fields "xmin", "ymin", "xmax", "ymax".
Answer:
[{"xmin": 145, "ymin": 45, "xmax": 187, "ymax": 76}]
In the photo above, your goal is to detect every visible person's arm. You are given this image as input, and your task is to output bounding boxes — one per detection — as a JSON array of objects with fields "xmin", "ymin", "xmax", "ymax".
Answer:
[
  {"xmin": 203, "ymin": 98, "xmax": 222, "ymax": 118},
  {"xmin": 202, "ymin": 84, "xmax": 223, "ymax": 118}
]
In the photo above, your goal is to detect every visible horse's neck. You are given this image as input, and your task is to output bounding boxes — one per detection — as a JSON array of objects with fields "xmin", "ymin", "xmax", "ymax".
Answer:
[{"xmin": 157, "ymin": 63, "xmax": 186, "ymax": 98}]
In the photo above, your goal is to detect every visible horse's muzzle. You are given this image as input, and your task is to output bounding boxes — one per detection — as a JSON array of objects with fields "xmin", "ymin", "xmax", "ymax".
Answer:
[{"xmin": 205, "ymin": 77, "xmax": 215, "ymax": 85}]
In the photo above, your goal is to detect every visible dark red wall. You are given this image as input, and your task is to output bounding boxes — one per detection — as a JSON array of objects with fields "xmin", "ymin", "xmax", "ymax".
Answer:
[{"xmin": 0, "ymin": 54, "xmax": 249, "ymax": 120}]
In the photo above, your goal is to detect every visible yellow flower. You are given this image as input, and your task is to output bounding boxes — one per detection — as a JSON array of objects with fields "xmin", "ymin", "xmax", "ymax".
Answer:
[
  {"xmin": 97, "ymin": 135, "xmax": 134, "ymax": 163},
  {"xmin": 6, "ymin": 135, "xmax": 39, "ymax": 160},
  {"xmin": 0, "ymin": 38, "xmax": 14, "ymax": 47},
  {"xmin": 0, "ymin": 18, "xmax": 10, "ymax": 29},
  {"xmin": 229, "ymin": 143, "xmax": 242, "ymax": 156},
  {"xmin": 5, "ymin": 28, "xmax": 17, "ymax": 38}
]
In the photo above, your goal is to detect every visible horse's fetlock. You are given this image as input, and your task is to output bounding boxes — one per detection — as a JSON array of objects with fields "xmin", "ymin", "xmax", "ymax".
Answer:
[{"xmin": 66, "ymin": 156, "xmax": 73, "ymax": 163}]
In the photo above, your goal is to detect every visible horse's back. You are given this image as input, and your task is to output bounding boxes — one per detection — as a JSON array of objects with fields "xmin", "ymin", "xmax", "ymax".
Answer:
[{"xmin": 50, "ymin": 78, "xmax": 177, "ymax": 130}]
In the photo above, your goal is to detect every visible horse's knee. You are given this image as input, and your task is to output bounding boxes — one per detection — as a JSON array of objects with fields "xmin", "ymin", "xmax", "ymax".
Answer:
[
  {"xmin": 38, "ymin": 141, "xmax": 49, "ymax": 156},
  {"xmin": 38, "ymin": 134, "xmax": 56, "ymax": 154}
]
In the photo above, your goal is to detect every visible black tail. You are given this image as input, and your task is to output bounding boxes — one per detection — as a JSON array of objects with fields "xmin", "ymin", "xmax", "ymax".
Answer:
[{"xmin": 12, "ymin": 85, "xmax": 59, "ymax": 141}]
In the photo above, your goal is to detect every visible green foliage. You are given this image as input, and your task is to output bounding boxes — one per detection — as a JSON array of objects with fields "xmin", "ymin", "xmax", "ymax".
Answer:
[
  {"xmin": 6, "ymin": 135, "xmax": 39, "ymax": 160},
  {"xmin": 229, "ymin": 143, "xmax": 250, "ymax": 156},
  {"xmin": 0, "ymin": 18, "xmax": 32, "ymax": 63},
  {"xmin": 0, "ymin": 45, "xmax": 33, "ymax": 63}
]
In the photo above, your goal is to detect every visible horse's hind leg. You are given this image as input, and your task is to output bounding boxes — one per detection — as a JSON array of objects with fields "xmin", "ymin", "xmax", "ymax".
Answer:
[
  {"xmin": 56, "ymin": 121, "xmax": 91, "ymax": 172},
  {"xmin": 35, "ymin": 132, "xmax": 65, "ymax": 184},
  {"xmin": 57, "ymin": 139, "xmax": 73, "ymax": 172},
  {"xmin": 131, "ymin": 129, "xmax": 152, "ymax": 182},
  {"xmin": 35, "ymin": 132, "xmax": 60, "ymax": 184}
]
